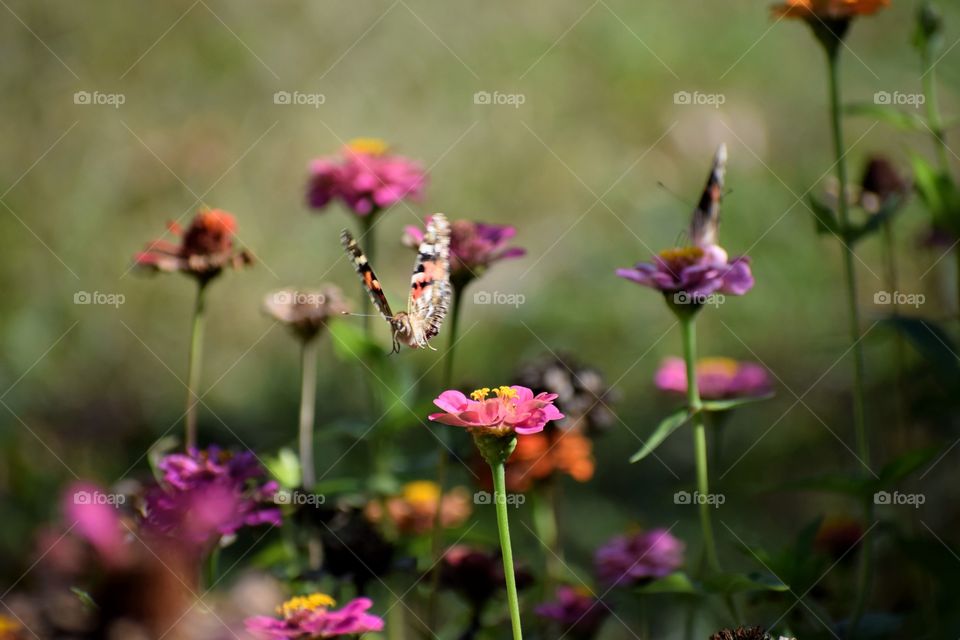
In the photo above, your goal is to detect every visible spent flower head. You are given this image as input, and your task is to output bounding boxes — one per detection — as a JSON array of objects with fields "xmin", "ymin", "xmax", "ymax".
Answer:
[
  {"xmin": 263, "ymin": 285, "xmax": 351, "ymax": 341},
  {"xmin": 134, "ymin": 208, "xmax": 252, "ymax": 283},
  {"xmin": 307, "ymin": 138, "xmax": 426, "ymax": 217}
]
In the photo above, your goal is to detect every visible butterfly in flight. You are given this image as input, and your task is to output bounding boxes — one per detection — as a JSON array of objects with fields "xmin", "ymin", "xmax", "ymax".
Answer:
[
  {"xmin": 340, "ymin": 213, "xmax": 452, "ymax": 353},
  {"xmin": 688, "ymin": 143, "xmax": 727, "ymax": 248}
]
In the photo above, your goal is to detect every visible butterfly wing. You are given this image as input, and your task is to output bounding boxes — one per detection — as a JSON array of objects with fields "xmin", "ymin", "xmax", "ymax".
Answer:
[
  {"xmin": 406, "ymin": 213, "xmax": 452, "ymax": 344},
  {"xmin": 340, "ymin": 229, "xmax": 395, "ymax": 321},
  {"xmin": 688, "ymin": 143, "xmax": 727, "ymax": 248}
]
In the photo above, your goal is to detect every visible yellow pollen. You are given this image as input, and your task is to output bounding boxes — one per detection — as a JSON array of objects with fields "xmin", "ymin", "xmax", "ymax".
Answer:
[
  {"xmin": 470, "ymin": 387, "xmax": 491, "ymax": 401},
  {"xmin": 277, "ymin": 593, "xmax": 336, "ymax": 617},
  {"xmin": 658, "ymin": 246, "xmax": 704, "ymax": 264},
  {"xmin": 402, "ymin": 480, "xmax": 441, "ymax": 504},
  {"xmin": 698, "ymin": 357, "xmax": 740, "ymax": 378},
  {"xmin": 493, "ymin": 386, "xmax": 518, "ymax": 399},
  {"xmin": 347, "ymin": 137, "xmax": 388, "ymax": 156}
]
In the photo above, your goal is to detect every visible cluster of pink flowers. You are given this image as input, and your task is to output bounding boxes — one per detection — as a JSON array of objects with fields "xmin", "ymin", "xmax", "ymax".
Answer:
[
  {"xmin": 143, "ymin": 447, "xmax": 281, "ymax": 548},
  {"xmin": 307, "ymin": 138, "xmax": 426, "ymax": 216}
]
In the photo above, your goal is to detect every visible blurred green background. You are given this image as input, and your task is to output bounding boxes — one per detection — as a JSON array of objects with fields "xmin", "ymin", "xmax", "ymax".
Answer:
[{"xmin": 3, "ymin": 0, "xmax": 960, "ymax": 636}]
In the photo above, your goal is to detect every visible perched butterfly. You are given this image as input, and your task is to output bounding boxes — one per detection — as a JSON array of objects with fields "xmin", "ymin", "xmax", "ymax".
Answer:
[
  {"xmin": 688, "ymin": 143, "xmax": 727, "ymax": 248},
  {"xmin": 340, "ymin": 213, "xmax": 452, "ymax": 353}
]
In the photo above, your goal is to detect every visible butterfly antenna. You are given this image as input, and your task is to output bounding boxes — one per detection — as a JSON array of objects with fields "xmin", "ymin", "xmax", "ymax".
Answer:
[
  {"xmin": 340, "ymin": 311, "xmax": 394, "ymax": 321},
  {"xmin": 657, "ymin": 181, "xmax": 695, "ymax": 210}
]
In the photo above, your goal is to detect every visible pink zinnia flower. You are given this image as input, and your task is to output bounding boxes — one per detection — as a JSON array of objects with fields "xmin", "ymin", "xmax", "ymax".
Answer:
[
  {"xmin": 403, "ymin": 218, "xmax": 525, "ymax": 283},
  {"xmin": 429, "ymin": 385, "xmax": 564, "ymax": 436},
  {"xmin": 595, "ymin": 528, "xmax": 685, "ymax": 587},
  {"xmin": 245, "ymin": 594, "xmax": 384, "ymax": 639},
  {"xmin": 62, "ymin": 482, "xmax": 129, "ymax": 568},
  {"xmin": 307, "ymin": 138, "xmax": 426, "ymax": 217},
  {"xmin": 616, "ymin": 245, "xmax": 754, "ymax": 299},
  {"xmin": 655, "ymin": 357, "xmax": 773, "ymax": 401}
]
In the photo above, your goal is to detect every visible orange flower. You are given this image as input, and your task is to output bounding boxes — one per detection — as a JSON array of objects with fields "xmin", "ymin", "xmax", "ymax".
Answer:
[
  {"xmin": 772, "ymin": 0, "xmax": 889, "ymax": 20},
  {"xmin": 365, "ymin": 481, "xmax": 471, "ymax": 536},
  {"xmin": 495, "ymin": 429, "xmax": 595, "ymax": 492}
]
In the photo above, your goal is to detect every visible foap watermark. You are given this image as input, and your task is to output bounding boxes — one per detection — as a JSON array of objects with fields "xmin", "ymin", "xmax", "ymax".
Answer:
[
  {"xmin": 273, "ymin": 90, "xmax": 326, "ymax": 108},
  {"xmin": 874, "ymin": 90, "xmax": 925, "ymax": 108},
  {"xmin": 271, "ymin": 290, "xmax": 327, "ymax": 306},
  {"xmin": 673, "ymin": 291, "xmax": 725, "ymax": 308},
  {"xmin": 72, "ymin": 489, "xmax": 126, "ymax": 506},
  {"xmin": 73, "ymin": 90, "xmax": 125, "ymax": 108},
  {"xmin": 474, "ymin": 490, "xmax": 525, "ymax": 508},
  {"xmin": 673, "ymin": 91, "xmax": 726, "ymax": 109},
  {"xmin": 74, "ymin": 291, "xmax": 125, "ymax": 308},
  {"xmin": 874, "ymin": 490, "xmax": 925, "ymax": 509},
  {"xmin": 473, "ymin": 290, "xmax": 525, "ymax": 307},
  {"xmin": 473, "ymin": 91, "xmax": 526, "ymax": 108},
  {"xmin": 873, "ymin": 290, "xmax": 925, "ymax": 308},
  {"xmin": 674, "ymin": 490, "xmax": 725, "ymax": 508},
  {"xmin": 273, "ymin": 489, "xmax": 326, "ymax": 506}
]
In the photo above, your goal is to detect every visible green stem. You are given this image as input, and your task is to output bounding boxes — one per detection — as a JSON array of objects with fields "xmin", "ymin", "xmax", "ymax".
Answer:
[
  {"xmin": 921, "ymin": 46, "xmax": 950, "ymax": 172},
  {"xmin": 299, "ymin": 337, "xmax": 322, "ymax": 571},
  {"xmin": 491, "ymin": 460, "xmax": 524, "ymax": 640},
  {"xmin": 827, "ymin": 49, "xmax": 873, "ymax": 639},
  {"xmin": 680, "ymin": 317, "xmax": 719, "ymax": 574},
  {"xmin": 426, "ymin": 288, "xmax": 463, "ymax": 629},
  {"xmin": 184, "ymin": 280, "xmax": 208, "ymax": 451}
]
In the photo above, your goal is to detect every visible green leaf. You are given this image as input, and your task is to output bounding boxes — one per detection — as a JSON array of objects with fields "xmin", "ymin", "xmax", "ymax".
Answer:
[
  {"xmin": 876, "ymin": 447, "xmax": 940, "ymax": 488},
  {"xmin": 71, "ymin": 587, "xmax": 99, "ymax": 610},
  {"xmin": 881, "ymin": 316, "xmax": 960, "ymax": 383},
  {"xmin": 846, "ymin": 194, "xmax": 906, "ymax": 245},
  {"xmin": 701, "ymin": 571, "xmax": 789, "ymax": 595},
  {"xmin": 845, "ymin": 103, "xmax": 927, "ymax": 131},
  {"xmin": 911, "ymin": 154, "xmax": 960, "ymax": 236},
  {"xmin": 629, "ymin": 408, "xmax": 691, "ymax": 463},
  {"xmin": 701, "ymin": 392, "xmax": 774, "ymax": 412},
  {"xmin": 773, "ymin": 472, "xmax": 869, "ymax": 497},
  {"xmin": 635, "ymin": 571, "xmax": 698, "ymax": 594},
  {"xmin": 808, "ymin": 194, "xmax": 842, "ymax": 236}
]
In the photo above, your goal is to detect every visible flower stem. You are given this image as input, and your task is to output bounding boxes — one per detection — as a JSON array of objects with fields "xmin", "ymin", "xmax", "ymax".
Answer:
[
  {"xmin": 426, "ymin": 288, "xmax": 462, "ymax": 629},
  {"xmin": 921, "ymin": 45, "xmax": 950, "ymax": 173},
  {"xmin": 826, "ymin": 49, "xmax": 873, "ymax": 639},
  {"xmin": 184, "ymin": 280, "xmax": 208, "ymax": 451},
  {"xmin": 299, "ymin": 337, "xmax": 322, "ymax": 570},
  {"xmin": 491, "ymin": 460, "xmax": 523, "ymax": 640},
  {"xmin": 679, "ymin": 317, "xmax": 719, "ymax": 574}
]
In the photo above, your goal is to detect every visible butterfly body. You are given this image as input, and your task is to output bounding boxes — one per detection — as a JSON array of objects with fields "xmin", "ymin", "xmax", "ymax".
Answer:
[
  {"xmin": 340, "ymin": 214, "xmax": 452, "ymax": 353},
  {"xmin": 688, "ymin": 143, "xmax": 727, "ymax": 248}
]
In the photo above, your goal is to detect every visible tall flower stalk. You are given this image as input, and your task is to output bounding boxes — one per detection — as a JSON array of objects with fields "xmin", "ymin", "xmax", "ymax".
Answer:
[
  {"xmin": 184, "ymin": 281, "xmax": 208, "ymax": 450},
  {"xmin": 430, "ymin": 385, "xmax": 564, "ymax": 639},
  {"xmin": 134, "ymin": 208, "xmax": 253, "ymax": 451},
  {"xmin": 773, "ymin": 3, "xmax": 890, "ymax": 634}
]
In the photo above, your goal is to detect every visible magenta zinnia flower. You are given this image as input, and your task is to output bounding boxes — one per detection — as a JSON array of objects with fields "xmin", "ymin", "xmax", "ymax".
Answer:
[
  {"xmin": 595, "ymin": 528, "xmax": 685, "ymax": 587},
  {"xmin": 307, "ymin": 138, "xmax": 426, "ymax": 217},
  {"xmin": 617, "ymin": 245, "xmax": 754, "ymax": 299},
  {"xmin": 429, "ymin": 385, "xmax": 564, "ymax": 436},
  {"xmin": 246, "ymin": 594, "xmax": 384, "ymax": 639},
  {"xmin": 143, "ymin": 447, "xmax": 281, "ymax": 548},
  {"xmin": 655, "ymin": 357, "xmax": 773, "ymax": 401},
  {"xmin": 535, "ymin": 586, "xmax": 608, "ymax": 639},
  {"xmin": 403, "ymin": 218, "xmax": 525, "ymax": 283}
]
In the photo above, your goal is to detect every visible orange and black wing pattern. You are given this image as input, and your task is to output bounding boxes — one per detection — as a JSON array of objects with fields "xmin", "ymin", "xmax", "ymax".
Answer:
[{"xmin": 340, "ymin": 229, "xmax": 394, "ymax": 321}]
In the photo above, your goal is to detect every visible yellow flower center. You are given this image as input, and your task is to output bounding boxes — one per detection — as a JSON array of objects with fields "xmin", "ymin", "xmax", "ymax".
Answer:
[
  {"xmin": 493, "ymin": 386, "xmax": 518, "ymax": 399},
  {"xmin": 698, "ymin": 357, "xmax": 740, "ymax": 378},
  {"xmin": 470, "ymin": 387, "xmax": 491, "ymax": 401},
  {"xmin": 278, "ymin": 593, "xmax": 337, "ymax": 617},
  {"xmin": 347, "ymin": 137, "xmax": 388, "ymax": 156},
  {"xmin": 658, "ymin": 246, "xmax": 704, "ymax": 265},
  {"xmin": 402, "ymin": 480, "xmax": 441, "ymax": 505}
]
